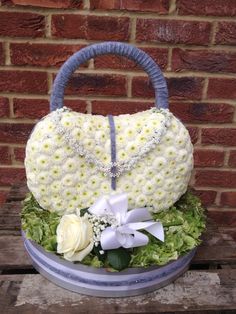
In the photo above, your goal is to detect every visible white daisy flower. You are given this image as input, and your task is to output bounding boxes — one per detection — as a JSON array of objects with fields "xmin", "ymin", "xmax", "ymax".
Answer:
[
  {"xmin": 40, "ymin": 139, "xmax": 55, "ymax": 155},
  {"xmin": 153, "ymin": 156, "xmax": 167, "ymax": 170},
  {"xmin": 50, "ymin": 166, "xmax": 63, "ymax": 179},
  {"xmin": 50, "ymin": 181, "xmax": 61, "ymax": 193},
  {"xmin": 62, "ymin": 174, "xmax": 76, "ymax": 186},
  {"xmin": 62, "ymin": 158, "xmax": 76, "ymax": 173},
  {"xmin": 164, "ymin": 146, "xmax": 177, "ymax": 159},
  {"xmin": 88, "ymin": 175, "xmax": 100, "ymax": 190},
  {"xmin": 36, "ymin": 155, "xmax": 50, "ymax": 169},
  {"xmin": 142, "ymin": 183, "xmax": 155, "ymax": 195}
]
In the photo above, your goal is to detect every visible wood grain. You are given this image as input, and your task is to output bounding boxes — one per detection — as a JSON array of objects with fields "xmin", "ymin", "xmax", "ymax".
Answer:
[{"xmin": 1, "ymin": 270, "xmax": 236, "ymax": 313}]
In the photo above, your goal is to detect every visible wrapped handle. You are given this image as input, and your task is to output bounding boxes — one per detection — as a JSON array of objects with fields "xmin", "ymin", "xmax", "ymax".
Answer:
[{"xmin": 50, "ymin": 41, "xmax": 169, "ymax": 111}]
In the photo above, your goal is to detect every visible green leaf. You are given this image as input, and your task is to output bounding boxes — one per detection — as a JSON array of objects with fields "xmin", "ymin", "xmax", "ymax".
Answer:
[
  {"xmin": 79, "ymin": 207, "xmax": 89, "ymax": 217},
  {"xmin": 93, "ymin": 244, "xmax": 107, "ymax": 262},
  {"xmin": 107, "ymin": 248, "xmax": 131, "ymax": 271}
]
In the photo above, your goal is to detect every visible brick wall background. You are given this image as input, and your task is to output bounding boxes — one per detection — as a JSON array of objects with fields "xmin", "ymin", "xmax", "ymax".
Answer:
[{"xmin": 0, "ymin": 0, "xmax": 236, "ymax": 211}]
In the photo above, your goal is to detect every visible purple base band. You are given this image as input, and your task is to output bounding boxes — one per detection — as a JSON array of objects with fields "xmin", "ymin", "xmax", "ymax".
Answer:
[{"xmin": 22, "ymin": 230, "xmax": 196, "ymax": 298}]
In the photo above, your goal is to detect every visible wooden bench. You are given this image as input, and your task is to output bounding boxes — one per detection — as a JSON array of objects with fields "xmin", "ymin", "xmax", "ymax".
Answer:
[{"xmin": 1, "ymin": 183, "xmax": 236, "ymax": 313}]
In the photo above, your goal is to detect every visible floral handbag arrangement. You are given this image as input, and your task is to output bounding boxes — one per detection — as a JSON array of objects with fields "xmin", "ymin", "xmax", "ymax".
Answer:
[{"xmin": 21, "ymin": 42, "xmax": 206, "ymax": 297}]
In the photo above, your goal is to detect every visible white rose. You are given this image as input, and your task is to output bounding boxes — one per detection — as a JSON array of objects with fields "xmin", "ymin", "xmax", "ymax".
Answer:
[{"xmin": 56, "ymin": 214, "xmax": 94, "ymax": 262}]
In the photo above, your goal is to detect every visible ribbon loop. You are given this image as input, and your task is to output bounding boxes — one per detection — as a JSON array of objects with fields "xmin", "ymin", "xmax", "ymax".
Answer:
[{"xmin": 88, "ymin": 193, "xmax": 165, "ymax": 250}]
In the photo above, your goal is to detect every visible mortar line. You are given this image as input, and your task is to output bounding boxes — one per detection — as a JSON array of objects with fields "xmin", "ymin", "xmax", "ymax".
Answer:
[
  {"xmin": 169, "ymin": 0, "xmax": 177, "ymax": 15},
  {"xmin": 4, "ymin": 37, "xmax": 236, "ymax": 51},
  {"xmin": 167, "ymin": 48, "xmax": 172, "ymax": 72},
  {"xmin": 0, "ymin": 164, "xmax": 25, "ymax": 169},
  {"xmin": 202, "ymin": 78, "xmax": 209, "ymax": 100},
  {"xmin": 4, "ymin": 41, "xmax": 10, "ymax": 65},
  {"xmin": 1, "ymin": 5, "xmax": 236, "ymax": 22},
  {"xmin": 126, "ymin": 74, "xmax": 132, "ymax": 98},
  {"xmin": 193, "ymin": 186, "xmax": 229, "ymax": 192},
  {"xmin": 10, "ymin": 145, "xmax": 16, "ymax": 165},
  {"xmin": 8, "ymin": 96, "xmax": 14, "ymax": 118},
  {"xmin": 47, "ymin": 72, "xmax": 53, "ymax": 95},
  {"xmin": 86, "ymin": 100, "xmax": 92, "ymax": 114},
  {"xmin": 45, "ymin": 13, "xmax": 52, "ymax": 38},
  {"xmin": 215, "ymin": 191, "xmax": 221, "ymax": 206},
  {"xmin": 129, "ymin": 17, "xmax": 137, "ymax": 43},
  {"xmin": 0, "ymin": 92, "xmax": 236, "ymax": 106},
  {"xmin": 83, "ymin": 0, "xmax": 90, "ymax": 10},
  {"xmin": 224, "ymin": 150, "xmax": 230, "ymax": 167},
  {"xmin": 0, "ymin": 186, "xmax": 11, "ymax": 191},
  {"xmin": 210, "ymin": 21, "xmax": 217, "ymax": 46},
  {"xmin": 2, "ymin": 65, "xmax": 236, "ymax": 78},
  {"xmin": 207, "ymin": 206, "xmax": 236, "ymax": 212}
]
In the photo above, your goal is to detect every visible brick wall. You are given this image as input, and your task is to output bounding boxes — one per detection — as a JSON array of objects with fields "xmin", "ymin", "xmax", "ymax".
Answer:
[{"xmin": 0, "ymin": 0, "xmax": 236, "ymax": 211}]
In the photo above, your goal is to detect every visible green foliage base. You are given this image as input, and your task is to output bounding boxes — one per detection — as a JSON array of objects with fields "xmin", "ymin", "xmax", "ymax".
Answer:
[{"xmin": 21, "ymin": 190, "xmax": 206, "ymax": 270}]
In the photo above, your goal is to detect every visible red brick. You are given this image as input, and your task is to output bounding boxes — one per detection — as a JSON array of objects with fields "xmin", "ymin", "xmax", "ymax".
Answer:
[
  {"xmin": 194, "ymin": 149, "xmax": 224, "ymax": 167},
  {"xmin": 0, "ymin": 12, "xmax": 45, "ymax": 38},
  {"xmin": 0, "ymin": 97, "xmax": 9, "ymax": 118},
  {"xmin": 0, "ymin": 146, "xmax": 11, "ymax": 164},
  {"xmin": 202, "ymin": 128, "xmax": 236, "ymax": 146},
  {"xmin": 94, "ymin": 47, "xmax": 168, "ymax": 71},
  {"xmin": 170, "ymin": 102, "xmax": 234, "ymax": 124},
  {"xmin": 229, "ymin": 150, "xmax": 236, "ymax": 167},
  {"xmin": 65, "ymin": 73, "xmax": 127, "ymax": 97},
  {"xmin": 192, "ymin": 189, "xmax": 217, "ymax": 207},
  {"xmin": 177, "ymin": 0, "xmax": 236, "ymax": 17},
  {"xmin": 207, "ymin": 78, "xmax": 236, "ymax": 100},
  {"xmin": 10, "ymin": 43, "xmax": 86, "ymax": 67},
  {"xmin": 136, "ymin": 19, "xmax": 211, "ymax": 45},
  {"xmin": 208, "ymin": 211, "xmax": 236, "ymax": 226},
  {"xmin": 132, "ymin": 76, "xmax": 204, "ymax": 100},
  {"xmin": 0, "ymin": 168, "xmax": 25, "ymax": 186},
  {"xmin": 13, "ymin": 99, "xmax": 49, "ymax": 119},
  {"xmin": 90, "ymin": 0, "xmax": 169, "ymax": 13},
  {"xmin": 64, "ymin": 100, "xmax": 87, "ymax": 113},
  {"xmin": 0, "ymin": 71, "xmax": 47, "ymax": 94},
  {"xmin": 215, "ymin": 22, "xmax": 236, "ymax": 45},
  {"xmin": 0, "ymin": 43, "xmax": 4, "ymax": 65},
  {"xmin": 52, "ymin": 15, "xmax": 130, "ymax": 41},
  {"xmin": 220, "ymin": 192, "xmax": 236, "ymax": 207},
  {"xmin": 0, "ymin": 190, "xmax": 9, "ymax": 205},
  {"xmin": 0, "ymin": 123, "xmax": 34, "ymax": 144},
  {"xmin": 187, "ymin": 126, "xmax": 198, "ymax": 144},
  {"xmin": 92, "ymin": 101, "xmax": 153, "ymax": 116},
  {"xmin": 172, "ymin": 49, "xmax": 236, "ymax": 73},
  {"xmin": 14, "ymin": 147, "xmax": 25, "ymax": 163},
  {"xmin": 13, "ymin": 98, "xmax": 87, "ymax": 119},
  {"xmin": 195, "ymin": 170, "xmax": 236, "ymax": 188},
  {"xmin": 6, "ymin": 0, "xmax": 83, "ymax": 8}
]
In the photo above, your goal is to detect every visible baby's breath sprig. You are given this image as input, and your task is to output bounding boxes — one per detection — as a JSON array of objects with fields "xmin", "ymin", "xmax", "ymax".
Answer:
[{"xmin": 87, "ymin": 213, "xmax": 117, "ymax": 247}]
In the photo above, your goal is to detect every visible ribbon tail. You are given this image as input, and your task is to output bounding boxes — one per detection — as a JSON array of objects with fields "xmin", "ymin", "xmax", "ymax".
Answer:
[
  {"xmin": 145, "ymin": 222, "xmax": 165, "ymax": 242},
  {"xmin": 123, "ymin": 230, "xmax": 149, "ymax": 248},
  {"xmin": 117, "ymin": 226, "xmax": 149, "ymax": 249},
  {"xmin": 100, "ymin": 227, "xmax": 121, "ymax": 250}
]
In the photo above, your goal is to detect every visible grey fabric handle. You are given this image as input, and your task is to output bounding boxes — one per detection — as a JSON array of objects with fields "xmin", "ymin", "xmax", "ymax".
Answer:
[{"xmin": 50, "ymin": 42, "xmax": 169, "ymax": 111}]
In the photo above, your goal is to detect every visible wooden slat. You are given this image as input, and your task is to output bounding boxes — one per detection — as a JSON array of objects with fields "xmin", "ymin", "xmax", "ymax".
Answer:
[
  {"xmin": 1, "ymin": 270, "xmax": 236, "ymax": 313},
  {"xmin": 0, "ymin": 236, "xmax": 32, "ymax": 269},
  {"xmin": 0, "ymin": 233, "xmax": 236, "ymax": 271}
]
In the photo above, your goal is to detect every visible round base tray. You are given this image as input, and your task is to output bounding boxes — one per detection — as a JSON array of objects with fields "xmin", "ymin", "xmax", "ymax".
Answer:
[{"xmin": 22, "ymin": 232, "xmax": 196, "ymax": 297}]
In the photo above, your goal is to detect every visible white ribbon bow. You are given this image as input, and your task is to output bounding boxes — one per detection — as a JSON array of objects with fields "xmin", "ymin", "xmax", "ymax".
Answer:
[{"xmin": 88, "ymin": 193, "xmax": 164, "ymax": 250}]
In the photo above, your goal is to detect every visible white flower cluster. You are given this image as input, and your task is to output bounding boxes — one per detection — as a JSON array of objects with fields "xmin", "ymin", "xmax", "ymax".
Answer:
[
  {"xmin": 25, "ymin": 107, "xmax": 193, "ymax": 214},
  {"xmin": 84, "ymin": 212, "xmax": 117, "ymax": 248},
  {"xmin": 50, "ymin": 107, "xmax": 172, "ymax": 178}
]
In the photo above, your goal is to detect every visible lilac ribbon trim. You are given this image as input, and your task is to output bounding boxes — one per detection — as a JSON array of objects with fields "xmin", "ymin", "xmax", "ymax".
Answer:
[{"xmin": 108, "ymin": 115, "xmax": 117, "ymax": 190}]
